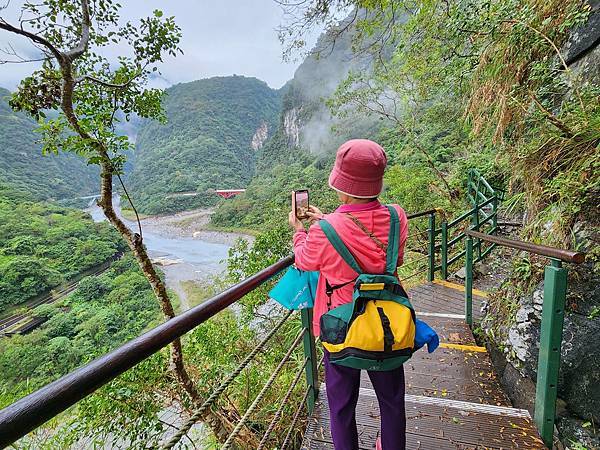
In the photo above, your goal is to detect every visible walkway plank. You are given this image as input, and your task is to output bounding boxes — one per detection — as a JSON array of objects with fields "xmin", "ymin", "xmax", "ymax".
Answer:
[{"xmin": 301, "ymin": 282, "xmax": 544, "ymax": 449}]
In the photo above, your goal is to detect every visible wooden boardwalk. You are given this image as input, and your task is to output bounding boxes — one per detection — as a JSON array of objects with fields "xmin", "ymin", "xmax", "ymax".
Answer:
[{"xmin": 301, "ymin": 281, "xmax": 545, "ymax": 449}]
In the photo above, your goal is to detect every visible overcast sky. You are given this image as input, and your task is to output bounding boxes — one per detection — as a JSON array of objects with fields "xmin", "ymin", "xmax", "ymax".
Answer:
[{"xmin": 0, "ymin": 1, "xmax": 322, "ymax": 91}]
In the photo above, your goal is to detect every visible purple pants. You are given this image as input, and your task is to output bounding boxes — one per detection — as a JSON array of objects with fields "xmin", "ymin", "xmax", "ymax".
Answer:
[{"xmin": 324, "ymin": 353, "xmax": 406, "ymax": 450}]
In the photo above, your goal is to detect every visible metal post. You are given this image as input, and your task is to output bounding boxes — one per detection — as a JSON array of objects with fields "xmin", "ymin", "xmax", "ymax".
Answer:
[
  {"xmin": 534, "ymin": 259, "xmax": 567, "ymax": 448},
  {"xmin": 473, "ymin": 202, "xmax": 482, "ymax": 259},
  {"xmin": 441, "ymin": 222, "xmax": 448, "ymax": 280},
  {"xmin": 301, "ymin": 308, "xmax": 318, "ymax": 414},
  {"xmin": 464, "ymin": 236, "xmax": 473, "ymax": 327},
  {"xmin": 492, "ymin": 195, "xmax": 498, "ymax": 235},
  {"xmin": 428, "ymin": 213, "xmax": 436, "ymax": 282}
]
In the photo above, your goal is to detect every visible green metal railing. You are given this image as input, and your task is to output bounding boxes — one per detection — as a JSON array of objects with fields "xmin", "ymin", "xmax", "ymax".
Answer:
[
  {"xmin": 464, "ymin": 230, "xmax": 585, "ymax": 448},
  {"xmin": 423, "ymin": 169, "xmax": 589, "ymax": 448},
  {"xmin": 430, "ymin": 170, "xmax": 501, "ymax": 281}
]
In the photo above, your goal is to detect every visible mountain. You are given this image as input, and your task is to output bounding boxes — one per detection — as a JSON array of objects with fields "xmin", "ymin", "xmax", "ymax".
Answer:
[
  {"xmin": 212, "ymin": 20, "xmax": 382, "ymax": 229},
  {"xmin": 0, "ymin": 88, "xmax": 99, "ymax": 202},
  {"xmin": 255, "ymin": 23, "xmax": 379, "ymax": 171},
  {"xmin": 127, "ymin": 76, "xmax": 282, "ymax": 214}
]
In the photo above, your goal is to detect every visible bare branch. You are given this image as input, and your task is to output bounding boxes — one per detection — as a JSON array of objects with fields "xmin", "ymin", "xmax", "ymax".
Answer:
[
  {"xmin": 0, "ymin": 17, "xmax": 63, "ymax": 60},
  {"xmin": 0, "ymin": 41, "xmax": 47, "ymax": 65},
  {"xmin": 76, "ymin": 74, "xmax": 139, "ymax": 89},
  {"xmin": 0, "ymin": 57, "xmax": 47, "ymax": 64}
]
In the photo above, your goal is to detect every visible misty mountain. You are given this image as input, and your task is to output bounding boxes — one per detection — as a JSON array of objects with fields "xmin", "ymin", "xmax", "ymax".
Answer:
[
  {"xmin": 213, "ymin": 17, "xmax": 384, "ymax": 229},
  {"xmin": 255, "ymin": 16, "xmax": 382, "ymax": 171},
  {"xmin": 127, "ymin": 76, "xmax": 282, "ymax": 214},
  {"xmin": 0, "ymin": 87, "xmax": 99, "ymax": 201}
]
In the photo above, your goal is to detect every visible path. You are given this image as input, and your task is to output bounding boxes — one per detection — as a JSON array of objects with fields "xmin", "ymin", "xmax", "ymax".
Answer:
[{"xmin": 301, "ymin": 281, "xmax": 545, "ymax": 449}]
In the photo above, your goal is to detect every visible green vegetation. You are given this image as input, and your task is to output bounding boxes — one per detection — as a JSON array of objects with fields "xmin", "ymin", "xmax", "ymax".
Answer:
[
  {"xmin": 0, "ymin": 256, "xmax": 160, "ymax": 404},
  {"xmin": 0, "ymin": 88, "xmax": 98, "ymax": 201},
  {"xmin": 1, "ymin": 0, "xmax": 597, "ymax": 447},
  {"xmin": 180, "ymin": 280, "xmax": 218, "ymax": 309},
  {"xmin": 128, "ymin": 76, "xmax": 282, "ymax": 214},
  {"xmin": 0, "ymin": 185, "xmax": 126, "ymax": 309},
  {"xmin": 0, "ymin": 256, "xmax": 167, "ymax": 448}
]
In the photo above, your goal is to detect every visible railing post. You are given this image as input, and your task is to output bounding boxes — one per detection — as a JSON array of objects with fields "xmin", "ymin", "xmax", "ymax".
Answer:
[
  {"xmin": 534, "ymin": 259, "xmax": 568, "ymax": 448},
  {"xmin": 428, "ymin": 212, "xmax": 436, "ymax": 282},
  {"xmin": 464, "ymin": 235, "xmax": 473, "ymax": 327},
  {"xmin": 472, "ymin": 203, "xmax": 482, "ymax": 259},
  {"xmin": 441, "ymin": 221, "xmax": 448, "ymax": 280},
  {"xmin": 301, "ymin": 307, "xmax": 318, "ymax": 414},
  {"xmin": 492, "ymin": 195, "xmax": 498, "ymax": 234}
]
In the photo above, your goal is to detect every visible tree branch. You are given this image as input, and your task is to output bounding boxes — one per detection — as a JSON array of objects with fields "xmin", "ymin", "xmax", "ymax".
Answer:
[
  {"xmin": 65, "ymin": 0, "xmax": 90, "ymax": 60},
  {"xmin": 0, "ymin": 17, "xmax": 63, "ymax": 61},
  {"xmin": 76, "ymin": 74, "xmax": 138, "ymax": 89}
]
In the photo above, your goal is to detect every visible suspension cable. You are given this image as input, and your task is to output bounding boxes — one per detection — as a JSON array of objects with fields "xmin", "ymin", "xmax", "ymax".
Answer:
[
  {"xmin": 280, "ymin": 386, "xmax": 311, "ymax": 450},
  {"xmin": 256, "ymin": 357, "xmax": 309, "ymax": 450},
  {"xmin": 280, "ymin": 354, "xmax": 324, "ymax": 449},
  {"xmin": 160, "ymin": 309, "xmax": 294, "ymax": 450},
  {"xmin": 222, "ymin": 328, "xmax": 305, "ymax": 449},
  {"xmin": 400, "ymin": 267, "xmax": 429, "ymax": 283}
]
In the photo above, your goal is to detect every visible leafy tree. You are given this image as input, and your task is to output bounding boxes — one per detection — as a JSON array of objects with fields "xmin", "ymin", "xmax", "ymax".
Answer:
[
  {"xmin": 0, "ymin": 0, "xmax": 239, "ymax": 444},
  {"xmin": 76, "ymin": 276, "xmax": 110, "ymax": 302}
]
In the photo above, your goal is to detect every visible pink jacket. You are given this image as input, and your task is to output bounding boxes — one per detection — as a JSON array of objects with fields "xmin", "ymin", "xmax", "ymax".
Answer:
[{"xmin": 293, "ymin": 200, "xmax": 408, "ymax": 335}]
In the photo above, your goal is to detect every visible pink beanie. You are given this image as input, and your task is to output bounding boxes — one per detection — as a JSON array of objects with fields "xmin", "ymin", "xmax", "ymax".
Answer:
[{"xmin": 328, "ymin": 139, "xmax": 387, "ymax": 198}]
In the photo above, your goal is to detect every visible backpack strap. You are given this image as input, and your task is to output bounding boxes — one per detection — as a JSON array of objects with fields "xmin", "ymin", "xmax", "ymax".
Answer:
[
  {"xmin": 324, "ymin": 278, "xmax": 357, "ymax": 310},
  {"xmin": 319, "ymin": 219, "xmax": 363, "ymax": 274},
  {"xmin": 385, "ymin": 205, "xmax": 400, "ymax": 276}
]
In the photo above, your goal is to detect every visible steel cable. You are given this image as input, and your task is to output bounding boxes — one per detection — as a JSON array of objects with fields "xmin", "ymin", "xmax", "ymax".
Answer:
[
  {"xmin": 222, "ymin": 329, "xmax": 305, "ymax": 449},
  {"xmin": 280, "ymin": 354, "xmax": 325, "ymax": 449},
  {"xmin": 400, "ymin": 267, "xmax": 429, "ymax": 283},
  {"xmin": 256, "ymin": 357, "xmax": 309, "ymax": 450},
  {"xmin": 280, "ymin": 386, "xmax": 311, "ymax": 450},
  {"xmin": 160, "ymin": 309, "xmax": 294, "ymax": 450}
]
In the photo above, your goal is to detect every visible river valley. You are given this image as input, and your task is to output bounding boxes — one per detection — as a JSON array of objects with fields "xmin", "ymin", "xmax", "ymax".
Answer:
[{"xmin": 87, "ymin": 197, "xmax": 252, "ymax": 310}]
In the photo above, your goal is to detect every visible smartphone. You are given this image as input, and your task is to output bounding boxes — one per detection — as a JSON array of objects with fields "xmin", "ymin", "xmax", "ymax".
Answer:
[{"xmin": 292, "ymin": 190, "xmax": 310, "ymax": 220}]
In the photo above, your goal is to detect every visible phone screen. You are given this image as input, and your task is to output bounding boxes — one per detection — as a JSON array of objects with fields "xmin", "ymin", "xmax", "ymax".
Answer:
[{"xmin": 295, "ymin": 190, "xmax": 309, "ymax": 219}]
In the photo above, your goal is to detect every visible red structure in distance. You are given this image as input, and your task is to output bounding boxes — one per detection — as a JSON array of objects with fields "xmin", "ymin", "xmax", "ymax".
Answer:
[{"xmin": 215, "ymin": 189, "xmax": 246, "ymax": 199}]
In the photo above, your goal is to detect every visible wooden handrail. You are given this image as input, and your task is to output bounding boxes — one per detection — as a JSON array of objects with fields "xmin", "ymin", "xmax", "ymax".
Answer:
[
  {"xmin": 0, "ymin": 255, "xmax": 295, "ymax": 448},
  {"xmin": 466, "ymin": 230, "xmax": 585, "ymax": 264}
]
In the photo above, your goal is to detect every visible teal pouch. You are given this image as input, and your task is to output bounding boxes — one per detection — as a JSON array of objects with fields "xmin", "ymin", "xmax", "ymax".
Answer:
[{"xmin": 269, "ymin": 266, "xmax": 319, "ymax": 310}]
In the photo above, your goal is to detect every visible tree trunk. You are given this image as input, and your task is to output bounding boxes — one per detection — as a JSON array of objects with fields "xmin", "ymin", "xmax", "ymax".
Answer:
[{"xmin": 98, "ymin": 160, "xmax": 258, "ymax": 448}]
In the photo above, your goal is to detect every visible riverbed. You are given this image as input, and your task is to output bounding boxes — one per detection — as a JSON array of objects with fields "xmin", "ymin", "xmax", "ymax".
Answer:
[{"xmin": 87, "ymin": 198, "xmax": 252, "ymax": 310}]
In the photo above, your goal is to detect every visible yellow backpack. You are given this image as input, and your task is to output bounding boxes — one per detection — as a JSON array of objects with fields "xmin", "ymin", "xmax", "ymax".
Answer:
[{"xmin": 319, "ymin": 205, "xmax": 416, "ymax": 371}]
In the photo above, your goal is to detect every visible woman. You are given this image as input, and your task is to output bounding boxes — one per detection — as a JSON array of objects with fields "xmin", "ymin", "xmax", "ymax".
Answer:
[{"xmin": 289, "ymin": 139, "xmax": 409, "ymax": 450}]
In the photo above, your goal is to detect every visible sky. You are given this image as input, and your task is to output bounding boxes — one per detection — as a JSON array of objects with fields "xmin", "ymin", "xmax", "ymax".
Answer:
[{"xmin": 0, "ymin": 0, "xmax": 323, "ymax": 91}]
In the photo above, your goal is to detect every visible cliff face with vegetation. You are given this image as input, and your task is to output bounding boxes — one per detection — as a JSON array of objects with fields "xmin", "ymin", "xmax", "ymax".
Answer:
[
  {"xmin": 0, "ymin": 88, "xmax": 98, "ymax": 201},
  {"xmin": 127, "ymin": 76, "xmax": 282, "ymax": 214},
  {"xmin": 212, "ymin": 24, "xmax": 384, "ymax": 230},
  {"xmin": 480, "ymin": 6, "xmax": 600, "ymax": 446}
]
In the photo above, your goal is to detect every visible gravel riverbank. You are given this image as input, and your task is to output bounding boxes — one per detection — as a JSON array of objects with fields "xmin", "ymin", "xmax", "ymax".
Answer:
[{"xmin": 138, "ymin": 208, "xmax": 254, "ymax": 247}]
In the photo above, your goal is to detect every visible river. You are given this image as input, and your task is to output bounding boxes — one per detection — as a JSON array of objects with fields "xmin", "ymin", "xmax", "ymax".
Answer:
[{"xmin": 87, "ymin": 197, "xmax": 244, "ymax": 310}]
